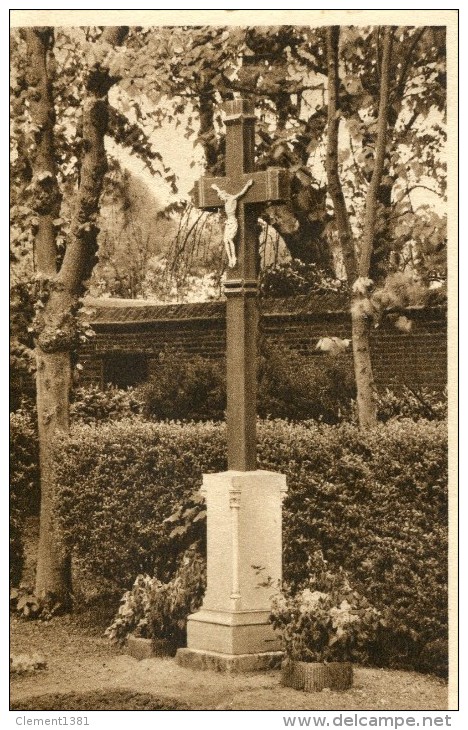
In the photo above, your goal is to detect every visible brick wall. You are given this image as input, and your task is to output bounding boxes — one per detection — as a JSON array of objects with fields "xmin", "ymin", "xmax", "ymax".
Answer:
[{"xmin": 79, "ymin": 298, "xmax": 447, "ymax": 392}]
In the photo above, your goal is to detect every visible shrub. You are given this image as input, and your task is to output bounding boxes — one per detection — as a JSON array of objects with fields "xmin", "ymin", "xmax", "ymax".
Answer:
[
  {"xmin": 105, "ymin": 574, "xmax": 159, "ymax": 644},
  {"xmin": 53, "ymin": 418, "xmax": 447, "ymax": 675},
  {"xmin": 10, "ymin": 407, "xmax": 40, "ymax": 517},
  {"xmin": 163, "ymin": 491, "xmax": 207, "ymax": 559},
  {"xmin": 10, "ymin": 586, "xmax": 40, "ymax": 618},
  {"xmin": 10, "ymin": 281, "xmax": 36, "ymax": 411},
  {"xmin": 72, "ymin": 351, "xmax": 446, "ymax": 428},
  {"xmin": 270, "ymin": 551, "xmax": 381, "ymax": 663},
  {"xmin": 137, "ymin": 349, "xmax": 226, "ymax": 422},
  {"xmin": 54, "ymin": 419, "xmax": 226, "ymax": 592},
  {"xmin": 70, "ymin": 385, "xmax": 143, "ymax": 424},
  {"xmin": 258, "ymin": 342, "xmax": 355, "ymax": 423},
  {"xmin": 10, "ymin": 408, "xmax": 40, "ymax": 585},
  {"xmin": 376, "ymin": 385, "xmax": 447, "ymax": 422},
  {"xmin": 137, "ymin": 343, "xmax": 355, "ymax": 424},
  {"xmin": 259, "ymin": 260, "xmax": 345, "ymax": 298},
  {"xmin": 9, "ymin": 500, "xmax": 24, "ymax": 587},
  {"xmin": 105, "ymin": 547, "xmax": 206, "ymax": 648},
  {"xmin": 148, "ymin": 547, "xmax": 205, "ymax": 645}
]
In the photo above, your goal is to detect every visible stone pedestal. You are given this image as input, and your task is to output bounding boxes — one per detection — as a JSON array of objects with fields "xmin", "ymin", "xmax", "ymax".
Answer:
[{"xmin": 176, "ymin": 470, "xmax": 286, "ymax": 671}]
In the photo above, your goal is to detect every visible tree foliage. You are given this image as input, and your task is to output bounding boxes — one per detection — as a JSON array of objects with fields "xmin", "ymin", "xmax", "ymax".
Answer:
[
  {"xmin": 113, "ymin": 25, "xmax": 446, "ymax": 284},
  {"xmin": 11, "ymin": 23, "xmax": 446, "ymax": 311},
  {"xmin": 321, "ymin": 25, "xmax": 446, "ymax": 427}
]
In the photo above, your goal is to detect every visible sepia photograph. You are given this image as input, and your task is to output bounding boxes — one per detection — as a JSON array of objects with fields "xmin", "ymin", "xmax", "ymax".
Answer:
[{"xmin": 9, "ymin": 8, "xmax": 458, "ymax": 718}]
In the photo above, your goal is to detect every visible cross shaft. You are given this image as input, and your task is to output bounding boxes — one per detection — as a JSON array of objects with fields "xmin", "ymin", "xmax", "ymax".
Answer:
[{"xmin": 194, "ymin": 99, "xmax": 290, "ymax": 470}]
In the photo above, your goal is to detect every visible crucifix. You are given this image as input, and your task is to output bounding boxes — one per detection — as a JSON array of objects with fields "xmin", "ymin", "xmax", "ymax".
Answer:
[
  {"xmin": 194, "ymin": 98, "xmax": 290, "ymax": 471},
  {"xmin": 179, "ymin": 99, "xmax": 290, "ymax": 670}
]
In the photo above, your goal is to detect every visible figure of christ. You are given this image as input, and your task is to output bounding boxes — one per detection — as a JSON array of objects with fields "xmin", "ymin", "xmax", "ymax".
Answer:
[{"xmin": 211, "ymin": 179, "xmax": 254, "ymax": 268}]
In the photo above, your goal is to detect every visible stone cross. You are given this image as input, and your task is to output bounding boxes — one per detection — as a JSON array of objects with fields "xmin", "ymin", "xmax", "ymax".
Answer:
[{"xmin": 194, "ymin": 98, "xmax": 290, "ymax": 471}]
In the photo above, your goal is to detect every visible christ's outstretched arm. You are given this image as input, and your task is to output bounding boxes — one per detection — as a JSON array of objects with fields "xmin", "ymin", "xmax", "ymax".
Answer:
[{"xmin": 233, "ymin": 179, "xmax": 254, "ymax": 201}]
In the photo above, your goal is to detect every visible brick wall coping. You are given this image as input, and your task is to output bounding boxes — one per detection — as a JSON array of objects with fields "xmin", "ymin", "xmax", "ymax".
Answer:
[{"xmin": 85, "ymin": 295, "xmax": 446, "ymax": 327}]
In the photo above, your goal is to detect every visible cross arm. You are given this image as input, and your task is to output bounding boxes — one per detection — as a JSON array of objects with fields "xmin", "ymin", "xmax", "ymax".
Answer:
[{"xmin": 194, "ymin": 168, "xmax": 290, "ymax": 210}]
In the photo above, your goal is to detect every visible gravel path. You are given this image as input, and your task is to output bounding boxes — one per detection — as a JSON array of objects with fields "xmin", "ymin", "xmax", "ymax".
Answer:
[{"xmin": 10, "ymin": 615, "xmax": 448, "ymax": 711}]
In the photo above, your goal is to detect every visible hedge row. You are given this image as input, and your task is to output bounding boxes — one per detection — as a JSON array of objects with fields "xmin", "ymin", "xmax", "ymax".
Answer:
[
  {"xmin": 52, "ymin": 417, "xmax": 448, "ymax": 676},
  {"xmin": 10, "ymin": 409, "xmax": 40, "ymax": 585},
  {"xmin": 54, "ymin": 420, "xmax": 226, "ymax": 587},
  {"xmin": 269, "ymin": 420, "xmax": 448, "ymax": 676}
]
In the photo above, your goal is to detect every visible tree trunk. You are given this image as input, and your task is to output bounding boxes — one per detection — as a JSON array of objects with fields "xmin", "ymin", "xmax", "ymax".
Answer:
[
  {"xmin": 325, "ymin": 26, "xmax": 357, "ymax": 284},
  {"xmin": 22, "ymin": 28, "xmax": 61, "ymax": 273},
  {"xmin": 199, "ymin": 91, "xmax": 219, "ymax": 174},
  {"xmin": 57, "ymin": 25, "xmax": 130, "ymax": 295},
  {"xmin": 23, "ymin": 28, "xmax": 71, "ymax": 605},
  {"xmin": 325, "ymin": 26, "xmax": 393, "ymax": 429},
  {"xmin": 350, "ymin": 304, "xmax": 377, "ymax": 429},
  {"xmin": 351, "ymin": 28, "xmax": 394, "ymax": 428},
  {"xmin": 25, "ymin": 25, "xmax": 129, "ymax": 608},
  {"xmin": 325, "ymin": 27, "xmax": 374, "ymax": 428},
  {"xmin": 262, "ymin": 190, "xmax": 333, "ymax": 271},
  {"xmin": 35, "ymin": 349, "xmax": 72, "ymax": 604},
  {"xmin": 359, "ymin": 27, "xmax": 394, "ymax": 278}
]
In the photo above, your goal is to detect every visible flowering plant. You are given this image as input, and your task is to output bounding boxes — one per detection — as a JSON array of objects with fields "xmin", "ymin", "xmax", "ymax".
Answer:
[{"xmin": 270, "ymin": 552, "xmax": 382, "ymax": 663}]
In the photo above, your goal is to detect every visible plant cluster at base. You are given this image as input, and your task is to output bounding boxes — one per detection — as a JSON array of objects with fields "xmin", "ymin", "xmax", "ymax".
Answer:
[
  {"xmin": 105, "ymin": 547, "xmax": 206, "ymax": 649},
  {"xmin": 270, "ymin": 551, "xmax": 382, "ymax": 664}
]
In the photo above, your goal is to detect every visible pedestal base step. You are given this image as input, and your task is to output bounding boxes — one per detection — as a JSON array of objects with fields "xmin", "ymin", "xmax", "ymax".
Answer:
[{"xmin": 176, "ymin": 647, "xmax": 283, "ymax": 673}]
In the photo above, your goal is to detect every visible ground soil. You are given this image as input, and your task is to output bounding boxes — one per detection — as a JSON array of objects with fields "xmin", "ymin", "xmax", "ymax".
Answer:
[
  {"xmin": 10, "ymin": 612, "xmax": 448, "ymax": 712},
  {"xmin": 11, "ymin": 518, "xmax": 449, "ymax": 712}
]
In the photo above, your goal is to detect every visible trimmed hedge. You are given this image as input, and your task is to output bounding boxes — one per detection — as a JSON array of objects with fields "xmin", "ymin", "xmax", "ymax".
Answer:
[
  {"xmin": 54, "ymin": 420, "xmax": 226, "ymax": 589},
  {"xmin": 53, "ymin": 418, "xmax": 448, "ymax": 675},
  {"xmin": 10, "ymin": 409, "xmax": 40, "ymax": 585},
  {"xmin": 266, "ymin": 419, "xmax": 448, "ymax": 676}
]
